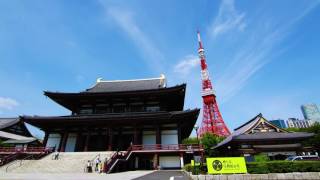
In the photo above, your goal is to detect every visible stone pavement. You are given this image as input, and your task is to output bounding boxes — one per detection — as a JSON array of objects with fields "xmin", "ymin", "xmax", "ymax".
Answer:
[
  {"xmin": 189, "ymin": 172, "xmax": 320, "ymax": 180},
  {"xmin": 0, "ymin": 171, "xmax": 155, "ymax": 180},
  {"xmin": 133, "ymin": 171, "xmax": 190, "ymax": 180}
]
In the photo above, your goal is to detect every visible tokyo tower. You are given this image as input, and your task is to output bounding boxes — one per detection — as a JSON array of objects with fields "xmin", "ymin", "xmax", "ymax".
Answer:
[{"xmin": 197, "ymin": 31, "xmax": 230, "ymax": 137}]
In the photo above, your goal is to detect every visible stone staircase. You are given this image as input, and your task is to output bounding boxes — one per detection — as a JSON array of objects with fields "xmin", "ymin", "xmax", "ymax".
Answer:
[{"xmin": 1, "ymin": 151, "xmax": 115, "ymax": 173}]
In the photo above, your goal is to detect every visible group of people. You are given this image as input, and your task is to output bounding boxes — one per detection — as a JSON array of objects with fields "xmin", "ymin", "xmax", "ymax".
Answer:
[{"xmin": 86, "ymin": 155, "xmax": 105, "ymax": 173}]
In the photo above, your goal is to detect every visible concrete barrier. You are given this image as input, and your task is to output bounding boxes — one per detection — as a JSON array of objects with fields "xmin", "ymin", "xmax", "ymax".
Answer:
[{"xmin": 188, "ymin": 172, "xmax": 320, "ymax": 180}]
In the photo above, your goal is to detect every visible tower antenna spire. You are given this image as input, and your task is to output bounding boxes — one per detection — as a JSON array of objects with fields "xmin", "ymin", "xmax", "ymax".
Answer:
[
  {"xmin": 197, "ymin": 30, "xmax": 203, "ymax": 49},
  {"xmin": 197, "ymin": 31, "xmax": 230, "ymax": 137}
]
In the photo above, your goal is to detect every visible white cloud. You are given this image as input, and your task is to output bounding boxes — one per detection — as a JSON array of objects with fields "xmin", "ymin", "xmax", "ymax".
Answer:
[
  {"xmin": 213, "ymin": 1, "xmax": 320, "ymax": 103},
  {"xmin": 99, "ymin": 2, "xmax": 165, "ymax": 72},
  {"xmin": 208, "ymin": 0, "xmax": 246, "ymax": 37},
  {"xmin": 173, "ymin": 55, "xmax": 199, "ymax": 76},
  {"xmin": 0, "ymin": 97, "xmax": 19, "ymax": 110}
]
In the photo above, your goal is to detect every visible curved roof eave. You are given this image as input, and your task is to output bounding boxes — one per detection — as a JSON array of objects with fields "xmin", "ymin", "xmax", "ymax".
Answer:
[{"xmin": 44, "ymin": 84, "xmax": 186, "ymax": 97}]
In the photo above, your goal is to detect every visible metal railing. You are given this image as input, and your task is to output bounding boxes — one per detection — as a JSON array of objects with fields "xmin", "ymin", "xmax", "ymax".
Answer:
[
  {"xmin": 0, "ymin": 147, "xmax": 54, "ymax": 172},
  {"xmin": 0, "ymin": 153, "xmax": 20, "ymax": 166},
  {"xmin": 5, "ymin": 153, "xmax": 35, "ymax": 172},
  {"xmin": 104, "ymin": 146, "xmax": 133, "ymax": 173},
  {"xmin": 0, "ymin": 147, "xmax": 54, "ymax": 154},
  {"xmin": 131, "ymin": 144, "xmax": 203, "ymax": 151}
]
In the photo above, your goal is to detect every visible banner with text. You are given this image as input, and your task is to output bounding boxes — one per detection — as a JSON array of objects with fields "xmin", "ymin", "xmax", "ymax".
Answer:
[{"xmin": 206, "ymin": 157, "xmax": 247, "ymax": 174}]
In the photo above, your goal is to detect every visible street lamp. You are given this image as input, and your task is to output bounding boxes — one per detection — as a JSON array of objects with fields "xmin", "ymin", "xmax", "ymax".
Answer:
[
  {"xmin": 193, "ymin": 124, "xmax": 202, "ymax": 173},
  {"xmin": 194, "ymin": 124, "xmax": 200, "ymax": 146}
]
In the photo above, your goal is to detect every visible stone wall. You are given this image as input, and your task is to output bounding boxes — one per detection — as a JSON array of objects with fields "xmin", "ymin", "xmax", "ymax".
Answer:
[{"xmin": 187, "ymin": 172, "xmax": 320, "ymax": 180}]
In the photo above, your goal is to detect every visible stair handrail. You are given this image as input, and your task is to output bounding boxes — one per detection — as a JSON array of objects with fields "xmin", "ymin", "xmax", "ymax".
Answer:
[
  {"xmin": 4, "ymin": 147, "xmax": 53, "ymax": 172},
  {"xmin": 5, "ymin": 153, "xmax": 34, "ymax": 172},
  {"xmin": 0, "ymin": 153, "xmax": 20, "ymax": 166},
  {"xmin": 103, "ymin": 151, "xmax": 119, "ymax": 173},
  {"xmin": 105, "ymin": 145, "xmax": 133, "ymax": 173}
]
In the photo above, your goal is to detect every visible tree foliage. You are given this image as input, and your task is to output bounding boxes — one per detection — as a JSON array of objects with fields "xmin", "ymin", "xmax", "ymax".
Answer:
[
  {"xmin": 304, "ymin": 122, "xmax": 320, "ymax": 151},
  {"xmin": 286, "ymin": 127, "xmax": 301, "ymax": 132},
  {"xmin": 183, "ymin": 133, "xmax": 225, "ymax": 156},
  {"xmin": 201, "ymin": 133, "xmax": 224, "ymax": 149},
  {"xmin": 200, "ymin": 133, "xmax": 225, "ymax": 156},
  {"xmin": 182, "ymin": 137, "xmax": 199, "ymax": 145},
  {"xmin": 286, "ymin": 122, "xmax": 320, "ymax": 152}
]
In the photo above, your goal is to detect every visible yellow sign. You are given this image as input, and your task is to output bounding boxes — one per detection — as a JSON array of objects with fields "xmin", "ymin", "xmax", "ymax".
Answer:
[
  {"xmin": 191, "ymin": 160, "xmax": 200, "ymax": 166},
  {"xmin": 206, "ymin": 157, "xmax": 247, "ymax": 174}
]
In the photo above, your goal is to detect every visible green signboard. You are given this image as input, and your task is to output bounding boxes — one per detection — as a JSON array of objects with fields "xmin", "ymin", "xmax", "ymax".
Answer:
[{"xmin": 206, "ymin": 157, "xmax": 247, "ymax": 174}]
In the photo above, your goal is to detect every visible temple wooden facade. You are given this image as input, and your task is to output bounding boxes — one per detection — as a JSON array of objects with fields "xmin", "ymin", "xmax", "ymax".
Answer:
[
  {"xmin": 22, "ymin": 75, "xmax": 202, "ymax": 170},
  {"xmin": 214, "ymin": 114, "xmax": 314, "ymax": 161}
]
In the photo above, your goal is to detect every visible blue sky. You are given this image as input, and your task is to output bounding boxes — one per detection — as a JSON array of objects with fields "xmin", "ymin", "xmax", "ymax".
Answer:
[{"xmin": 0, "ymin": 0, "xmax": 320, "ymax": 138}]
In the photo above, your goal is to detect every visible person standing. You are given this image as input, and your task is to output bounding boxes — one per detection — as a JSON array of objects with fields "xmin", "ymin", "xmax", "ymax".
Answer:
[
  {"xmin": 95, "ymin": 155, "xmax": 101, "ymax": 172},
  {"xmin": 86, "ymin": 160, "xmax": 92, "ymax": 173},
  {"xmin": 53, "ymin": 149, "xmax": 59, "ymax": 160}
]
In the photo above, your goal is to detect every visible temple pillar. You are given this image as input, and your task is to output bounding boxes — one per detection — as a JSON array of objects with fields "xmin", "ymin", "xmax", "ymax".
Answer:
[
  {"xmin": 134, "ymin": 156, "xmax": 139, "ymax": 169},
  {"xmin": 43, "ymin": 131, "xmax": 49, "ymax": 147},
  {"xmin": 180, "ymin": 153, "xmax": 184, "ymax": 168},
  {"xmin": 59, "ymin": 132, "xmax": 68, "ymax": 152},
  {"xmin": 177, "ymin": 122, "xmax": 182, "ymax": 144},
  {"xmin": 153, "ymin": 153, "xmax": 159, "ymax": 170},
  {"xmin": 133, "ymin": 127, "xmax": 138, "ymax": 145},
  {"xmin": 108, "ymin": 129, "xmax": 113, "ymax": 151},
  {"xmin": 74, "ymin": 132, "xmax": 82, "ymax": 152},
  {"xmin": 84, "ymin": 131, "xmax": 90, "ymax": 152},
  {"xmin": 156, "ymin": 126, "xmax": 161, "ymax": 145},
  {"xmin": 118, "ymin": 128, "xmax": 122, "ymax": 150}
]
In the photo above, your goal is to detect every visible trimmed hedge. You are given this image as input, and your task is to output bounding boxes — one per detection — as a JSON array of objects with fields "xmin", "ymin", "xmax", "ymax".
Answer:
[
  {"xmin": 247, "ymin": 161, "xmax": 320, "ymax": 174},
  {"xmin": 185, "ymin": 161, "xmax": 320, "ymax": 174},
  {"xmin": 183, "ymin": 163, "xmax": 193, "ymax": 172}
]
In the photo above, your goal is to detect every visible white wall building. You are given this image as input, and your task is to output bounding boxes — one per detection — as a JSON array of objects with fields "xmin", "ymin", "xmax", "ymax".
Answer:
[{"xmin": 286, "ymin": 118, "xmax": 314, "ymax": 128}]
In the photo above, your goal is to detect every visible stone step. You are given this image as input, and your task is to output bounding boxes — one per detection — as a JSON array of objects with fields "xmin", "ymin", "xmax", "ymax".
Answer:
[{"xmin": 3, "ymin": 151, "xmax": 115, "ymax": 173}]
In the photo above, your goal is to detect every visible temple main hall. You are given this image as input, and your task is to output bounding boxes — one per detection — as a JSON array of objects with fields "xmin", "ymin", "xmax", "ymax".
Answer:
[{"xmin": 22, "ymin": 74, "xmax": 201, "ymax": 170}]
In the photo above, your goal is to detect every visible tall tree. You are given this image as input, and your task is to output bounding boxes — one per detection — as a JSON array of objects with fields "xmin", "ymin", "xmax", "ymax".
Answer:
[{"xmin": 201, "ymin": 133, "xmax": 225, "ymax": 156}]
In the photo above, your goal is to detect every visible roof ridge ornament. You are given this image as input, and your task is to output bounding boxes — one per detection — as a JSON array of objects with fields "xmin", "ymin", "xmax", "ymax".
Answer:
[
  {"xmin": 159, "ymin": 74, "xmax": 166, "ymax": 88},
  {"xmin": 97, "ymin": 77, "xmax": 103, "ymax": 83}
]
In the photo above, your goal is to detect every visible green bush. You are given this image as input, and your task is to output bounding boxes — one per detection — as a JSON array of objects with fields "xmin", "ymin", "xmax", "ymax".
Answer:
[
  {"xmin": 183, "ymin": 163, "xmax": 206, "ymax": 175},
  {"xmin": 247, "ymin": 161, "xmax": 320, "ymax": 174},
  {"xmin": 254, "ymin": 154, "xmax": 269, "ymax": 162},
  {"xmin": 183, "ymin": 163, "xmax": 193, "ymax": 172}
]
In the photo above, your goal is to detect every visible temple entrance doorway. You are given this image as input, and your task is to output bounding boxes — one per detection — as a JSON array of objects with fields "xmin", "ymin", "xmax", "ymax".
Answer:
[{"xmin": 138, "ymin": 155, "xmax": 154, "ymax": 170}]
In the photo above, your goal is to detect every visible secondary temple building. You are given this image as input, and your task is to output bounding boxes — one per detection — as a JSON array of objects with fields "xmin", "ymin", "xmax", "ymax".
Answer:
[
  {"xmin": 214, "ymin": 114, "xmax": 314, "ymax": 161},
  {"xmin": 0, "ymin": 118, "xmax": 40, "ymax": 147},
  {"xmin": 22, "ymin": 75, "xmax": 201, "ymax": 170}
]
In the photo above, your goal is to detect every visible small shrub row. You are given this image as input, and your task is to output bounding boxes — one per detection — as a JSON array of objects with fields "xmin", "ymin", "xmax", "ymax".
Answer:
[
  {"xmin": 183, "ymin": 163, "xmax": 206, "ymax": 175},
  {"xmin": 247, "ymin": 161, "xmax": 320, "ymax": 174},
  {"xmin": 183, "ymin": 163, "xmax": 193, "ymax": 172},
  {"xmin": 184, "ymin": 161, "xmax": 320, "ymax": 174}
]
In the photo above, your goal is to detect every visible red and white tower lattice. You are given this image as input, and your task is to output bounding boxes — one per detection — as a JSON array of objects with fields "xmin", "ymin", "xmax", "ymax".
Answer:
[{"xmin": 197, "ymin": 31, "xmax": 230, "ymax": 137}]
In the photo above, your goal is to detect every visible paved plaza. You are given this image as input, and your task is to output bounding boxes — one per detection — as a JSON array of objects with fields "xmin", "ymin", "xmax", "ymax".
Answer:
[
  {"xmin": 0, "ymin": 171, "xmax": 155, "ymax": 180},
  {"xmin": 133, "ymin": 170, "xmax": 189, "ymax": 180}
]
